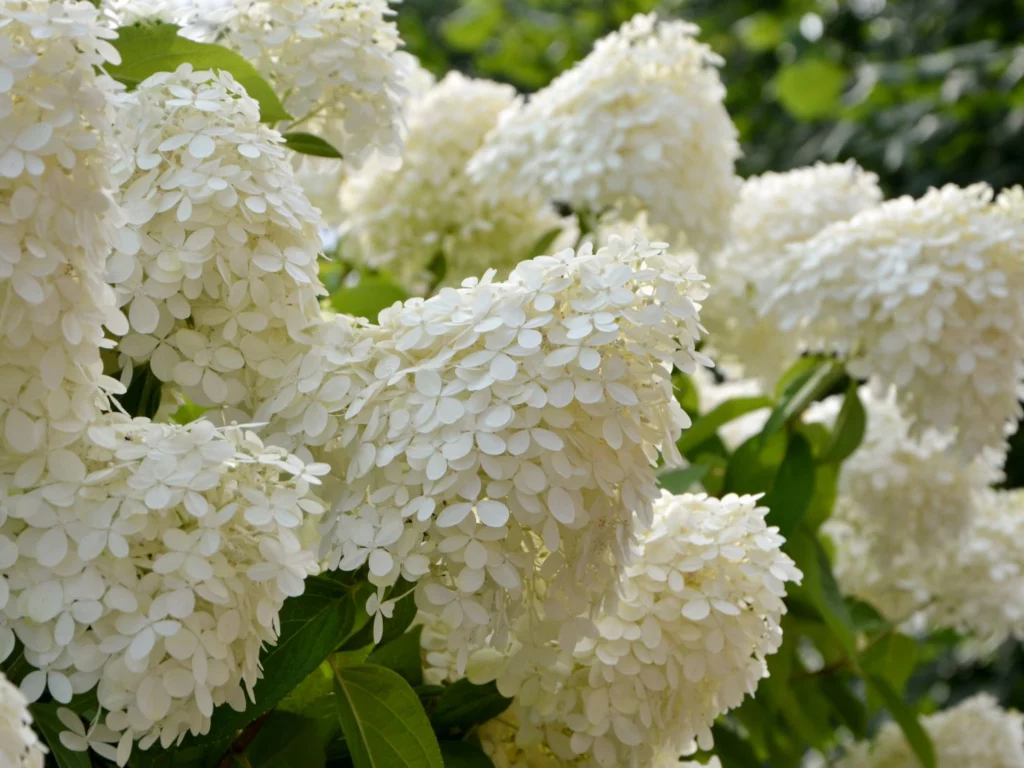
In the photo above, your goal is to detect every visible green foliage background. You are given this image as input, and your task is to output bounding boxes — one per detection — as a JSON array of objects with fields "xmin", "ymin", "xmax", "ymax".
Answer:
[{"xmin": 399, "ymin": 0, "xmax": 1024, "ymax": 197}]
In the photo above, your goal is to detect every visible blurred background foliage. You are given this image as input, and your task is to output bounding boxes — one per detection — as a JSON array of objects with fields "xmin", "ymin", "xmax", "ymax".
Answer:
[{"xmin": 398, "ymin": 0, "xmax": 1024, "ymax": 197}]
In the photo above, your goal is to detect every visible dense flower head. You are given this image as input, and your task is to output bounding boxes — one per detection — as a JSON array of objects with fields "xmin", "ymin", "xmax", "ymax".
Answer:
[
  {"xmin": 0, "ymin": 0, "xmax": 127, "ymax": 456},
  {"xmin": 0, "ymin": 417, "xmax": 327, "ymax": 762},
  {"xmin": 109, "ymin": 64, "xmax": 326, "ymax": 411},
  {"xmin": 267, "ymin": 234, "xmax": 709, "ymax": 660},
  {"xmin": 764, "ymin": 183, "xmax": 1024, "ymax": 457},
  {"xmin": 341, "ymin": 71, "xmax": 564, "ymax": 295},
  {"xmin": 223, "ymin": 0, "xmax": 407, "ymax": 169},
  {"xmin": 702, "ymin": 162, "xmax": 882, "ymax": 384},
  {"xmin": 467, "ymin": 13, "xmax": 739, "ymax": 254},
  {"xmin": 812, "ymin": 386, "xmax": 1003, "ymax": 559},
  {"xmin": 491, "ymin": 492, "xmax": 800, "ymax": 767},
  {"xmin": 830, "ymin": 488, "xmax": 1024, "ymax": 648},
  {"xmin": 0, "ymin": 672, "xmax": 45, "ymax": 768},
  {"xmin": 837, "ymin": 694, "xmax": 1024, "ymax": 768}
]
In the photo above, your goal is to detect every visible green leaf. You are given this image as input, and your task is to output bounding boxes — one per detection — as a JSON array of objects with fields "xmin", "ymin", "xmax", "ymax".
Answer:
[
  {"xmin": 109, "ymin": 23, "xmax": 290, "ymax": 122},
  {"xmin": 804, "ymin": 463, "xmax": 839, "ymax": 531},
  {"xmin": 762, "ymin": 433, "xmax": 814, "ymax": 538},
  {"xmin": 817, "ymin": 676, "xmax": 868, "ymax": 739},
  {"xmin": 676, "ymin": 396, "xmax": 774, "ymax": 456},
  {"xmin": 723, "ymin": 431, "xmax": 788, "ymax": 495},
  {"xmin": 527, "ymin": 227, "xmax": 564, "ymax": 258},
  {"xmin": 170, "ymin": 575, "xmax": 372, "ymax": 755},
  {"xmin": 786, "ymin": 530, "xmax": 857, "ymax": 660},
  {"xmin": 820, "ymin": 382, "xmax": 866, "ymax": 464},
  {"xmin": 734, "ymin": 11, "xmax": 784, "ymax": 53},
  {"xmin": 708, "ymin": 722, "xmax": 763, "ymax": 767},
  {"xmin": 170, "ymin": 396, "xmax": 208, "ymax": 425},
  {"xmin": 862, "ymin": 632, "xmax": 919, "ymax": 698},
  {"xmin": 865, "ymin": 675, "xmax": 936, "ymax": 768},
  {"xmin": 367, "ymin": 626, "xmax": 424, "ymax": 686},
  {"xmin": 245, "ymin": 712, "xmax": 329, "ymax": 768},
  {"xmin": 439, "ymin": 741, "xmax": 495, "ymax": 767},
  {"xmin": 658, "ymin": 463, "xmax": 710, "ymax": 494},
  {"xmin": 441, "ymin": 0, "xmax": 503, "ymax": 52},
  {"xmin": 282, "ymin": 132, "xmax": 343, "ymax": 159},
  {"xmin": 671, "ymin": 371, "xmax": 700, "ymax": 416},
  {"xmin": 762, "ymin": 360, "xmax": 845, "ymax": 437},
  {"xmin": 30, "ymin": 703, "xmax": 91, "ymax": 768},
  {"xmin": 774, "ymin": 59, "xmax": 848, "ymax": 120},
  {"xmin": 430, "ymin": 679, "xmax": 511, "ymax": 738},
  {"xmin": 332, "ymin": 663, "xmax": 444, "ymax": 768},
  {"xmin": 330, "ymin": 272, "xmax": 409, "ymax": 322},
  {"xmin": 115, "ymin": 363, "xmax": 163, "ymax": 419}
]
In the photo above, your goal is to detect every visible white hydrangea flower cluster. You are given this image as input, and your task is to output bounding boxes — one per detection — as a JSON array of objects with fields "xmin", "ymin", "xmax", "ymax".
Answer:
[
  {"xmin": 0, "ymin": 0, "xmax": 127, "ymax": 456},
  {"xmin": 223, "ymin": 0, "xmax": 407, "ymax": 169},
  {"xmin": 812, "ymin": 386, "xmax": 1003, "ymax": 560},
  {"xmin": 837, "ymin": 693, "xmax": 1024, "ymax": 768},
  {"xmin": 703, "ymin": 163, "xmax": 882, "ymax": 384},
  {"xmin": 492, "ymin": 492, "xmax": 800, "ymax": 767},
  {"xmin": 829, "ymin": 487, "xmax": 1024, "ymax": 648},
  {"xmin": 0, "ymin": 672, "xmax": 45, "ymax": 768},
  {"xmin": 467, "ymin": 13, "xmax": 739, "ymax": 255},
  {"xmin": 764, "ymin": 183, "xmax": 1024, "ymax": 457},
  {"xmin": 341, "ymin": 72, "xmax": 564, "ymax": 295},
  {"xmin": 268, "ymin": 235, "xmax": 708, "ymax": 659},
  {"xmin": 101, "ymin": 0, "xmax": 203, "ymax": 26},
  {"xmin": 110, "ymin": 64, "xmax": 325, "ymax": 410},
  {"xmin": 0, "ymin": 417, "xmax": 327, "ymax": 760}
]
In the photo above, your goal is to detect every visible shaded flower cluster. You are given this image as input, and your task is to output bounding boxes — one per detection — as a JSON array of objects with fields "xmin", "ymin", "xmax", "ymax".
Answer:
[
  {"xmin": 224, "ymin": 0, "xmax": 407, "ymax": 169},
  {"xmin": 0, "ymin": 418, "xmax": 327, "ymax": 761},
  {"xmin": 703, "ymin": 162, "xmax": 882, "ymax": 384},
  {"xmin": 0, "ymin": 0, "xmax": 126, "ymax": 456},
  {"xmin": 0, "ymin": 672, "xmax": 45, "ymax": 768},
  {"xmin": 110, "ymin": 65, "xmax": 325, "ymax": 410},
  {"xmin": 467, "ymin": 13, "xmax": 739, "ymax": 254},
  {"xmin": 765, "ymin": 183, "xmax": 1024, "ymax": 457},
  {"xmin": 491, "ymin": 492, "xmax": 800, "ymax": 767},
  {"xmin": 812, "ymin": 386, "xmax": 1003, "ymax": 561},
  {"xmin": 837, "ymin": 694, "xmax": 1024, "ymax": 768},
  {"xmin": 341, "ymin": 72, "xmax": 563, "ymax": 294}
]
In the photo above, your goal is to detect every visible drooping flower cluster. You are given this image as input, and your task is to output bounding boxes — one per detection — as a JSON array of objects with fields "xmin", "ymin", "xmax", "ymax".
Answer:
[
  {"xmin": 341, "ymin": 72, "xmax": 564, "ymax": 294},
  {"xmin": 110, "ymin": 64, "xmax": 325, "ymax": 410},
  {"xmin": 702, "ymin": 162, "xmax": 882, "ymax": 384},
  {"xmin": 837, "ymin": 694, "xmax": 1024, "ymax": 768},
  {"xmin": 0, "ymin": 672, "xmax": 45, "ymax": 768},
  {"xmin": 0, "ymin": 0, "xmax": 126, "ymax": 456},
  {"xmin": 811, "ymin": 386, "xmax": 1003, "ymax": 560},
  {"xmin": 0, "ymin": 417, "xmax": 327, "ymax": 758},
  {"xmin": 223, "ymin": 0, "xmax": 407, "ymax": 169},
  {"xmin": 764, "ymin": 184, "xmax": 1024, "ymax": 457},
  {"xmin": 467, "ymin": 13, "xmax": 739, "ymax": 254},
  {"xmin": 490, "ymin": 492, "xmax": 800, "ymax": 767},
  {"xmin": 268, "ymin": 235, "xmax": 709, "ymax": 660}
]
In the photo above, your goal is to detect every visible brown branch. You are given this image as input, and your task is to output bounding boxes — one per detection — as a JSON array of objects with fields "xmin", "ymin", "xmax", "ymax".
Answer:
[{"xmin": 216, "ymin": 711, "xmax": 274, "ymax": 768}]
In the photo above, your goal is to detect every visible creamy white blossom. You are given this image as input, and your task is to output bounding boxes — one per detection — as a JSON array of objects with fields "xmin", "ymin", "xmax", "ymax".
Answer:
[
  {"xmin": 0, "ymin": 417, "xmax": 327, "ymax": 762},
  {"xmin": 765, "ymin": 184, "xmax": 1024, "ymax": 456},
  {"xmin": 837, "ymin": 694, "xmax": 1024, "ymax": 768},
  {"xmin": 491, "ymin": 492, "xmax": 800, "ymax": 767},
  {"xmin": 467, "ymin": 13, "xmax": 739, "ymax": 254},
  {"xmin": 223, "ymin": 0, "xmax": 407, "ymax": 168},
  {"xmin": 812, "ymin": 386, "xmax": 1003, "ymax": 561},
  {"xmin": 267, "ymin": 234, "xmax": 709, "ymax": 661},
  {"xmin": 0, "ymin": 0, "xmax": 127, "ymax": 456},
  {"xmin": 0, "ymin": 672, "xmax": 45, "ymax": 768},
  {"xmin": 341, "ymin": 72, "xmax": 563, "ymax": 295},
  {"xmin": 109, "ymin": 64, "xmax": 326, "ymax": 411},
  {"xmin": 703, "ymin": 163, "xmax": 882, "ymax": 384}
]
